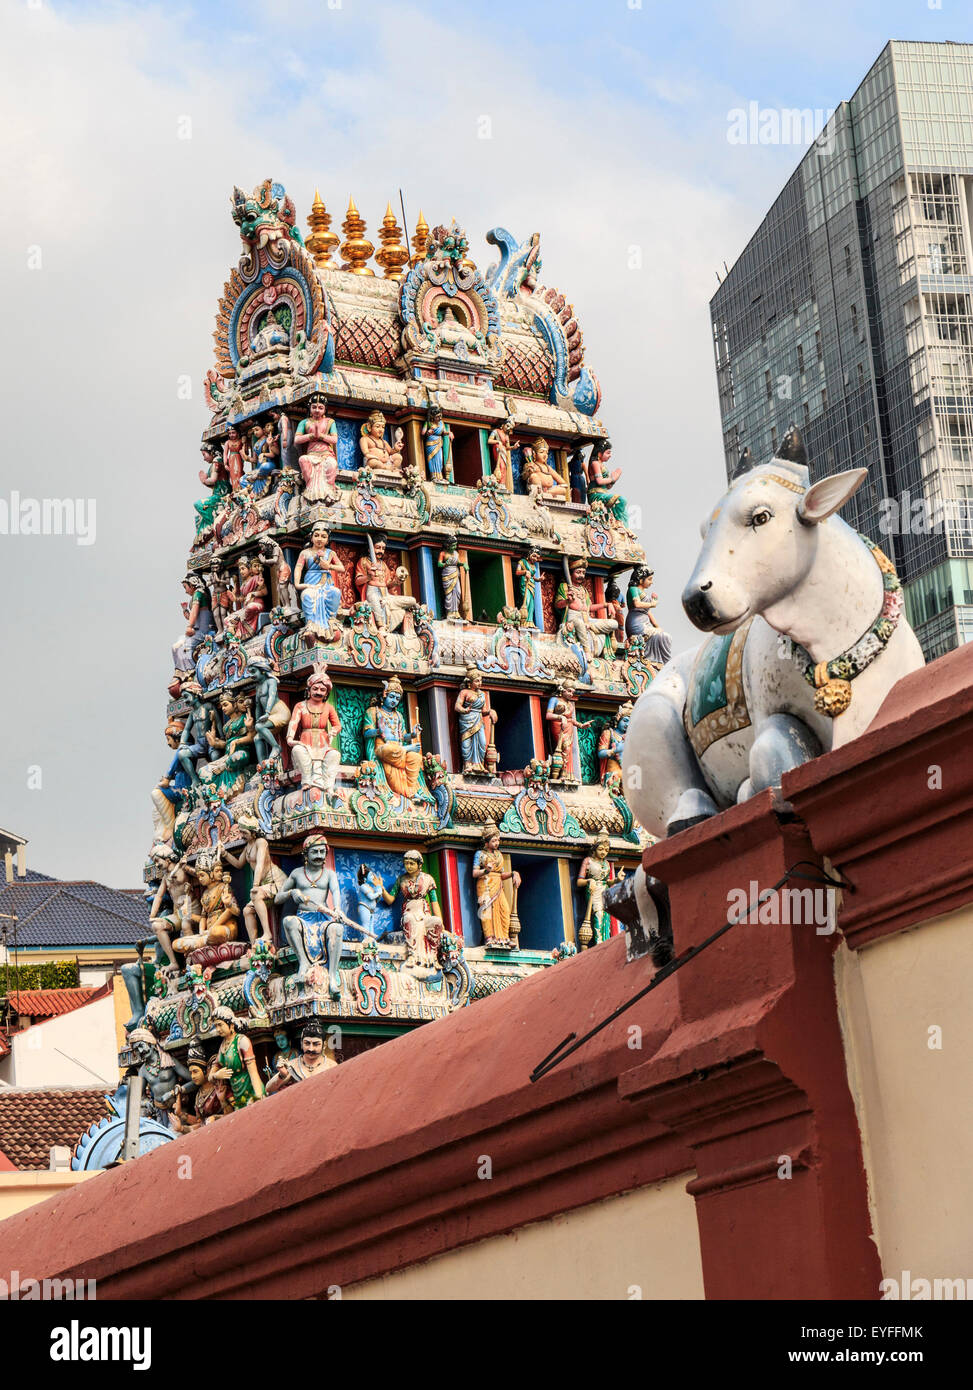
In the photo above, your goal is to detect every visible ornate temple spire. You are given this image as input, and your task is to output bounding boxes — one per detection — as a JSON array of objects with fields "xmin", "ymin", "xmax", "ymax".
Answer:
[
  {"xmin": 306, "ymin": 188, "xmax": 339, "ymax": 269},
  {"xmin": 374, "ymin": 202, "xmax": 410, "ymax": 281},
  {"xmin": 340, "ymin": 197, "xmax": 375, "ymax": 276},
  {"xmin": 411, "ymin": 210, "xmax": 429, "ymax": 266}
]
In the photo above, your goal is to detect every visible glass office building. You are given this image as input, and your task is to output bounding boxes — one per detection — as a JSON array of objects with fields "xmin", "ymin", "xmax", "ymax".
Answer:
[{"xmin": 711, "ymin": 41, "xmax": 973, "ymax": 659}]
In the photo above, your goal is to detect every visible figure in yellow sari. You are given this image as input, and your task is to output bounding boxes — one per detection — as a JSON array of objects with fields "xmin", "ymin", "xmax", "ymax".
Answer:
[{"xmin": 473, "ymin": 821, "xmax": 520, "ymax": 948}]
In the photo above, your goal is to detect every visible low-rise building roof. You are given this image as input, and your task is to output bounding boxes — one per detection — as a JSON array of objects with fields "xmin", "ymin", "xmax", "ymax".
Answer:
[
  {"xmin": 0, "ymin": 1088, "xmax": 110, "ymax": 1171},
  {"xmin": 0, "ymin": 871, "xmax": 150, "ymax": 949},
  {"xmin": 4, "ymin": 988, "xmax": 99, "ymax": 1019}
]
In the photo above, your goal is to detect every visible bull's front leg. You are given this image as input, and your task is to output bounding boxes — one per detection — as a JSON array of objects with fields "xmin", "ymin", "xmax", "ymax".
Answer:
[{"xmin": 739, "ymin": 713, "xmax": 821, "ymax": 801}]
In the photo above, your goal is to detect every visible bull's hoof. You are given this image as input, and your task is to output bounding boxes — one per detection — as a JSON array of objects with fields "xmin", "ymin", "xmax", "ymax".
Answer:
[{"xmin": 666, "ymin": 789, "xmax": 719, "ymax": 837}]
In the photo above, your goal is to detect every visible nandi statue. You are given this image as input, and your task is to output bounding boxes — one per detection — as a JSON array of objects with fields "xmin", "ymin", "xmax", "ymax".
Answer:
[{"xmin": 622, "ymin": 432, "xmax": 924, "ymax": 840}]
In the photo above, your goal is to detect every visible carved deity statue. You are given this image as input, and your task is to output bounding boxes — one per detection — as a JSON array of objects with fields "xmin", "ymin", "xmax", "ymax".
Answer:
[
  {"xmin": 354, "ymin": 535, "xmax": 415, "ymax": 634},
  {"xmin": 248, "ymin": 656, "xmax": 289, "ymax": 763},
  {"xmin": 576, "ymin": 831, "xmax": 616, "ymax": 947},
  {"xmin": 173, "ymin": 848, "xmax": 240, "ymax": 954},
  {"xmin": 522, "ymin": 437, "xmax": 567, "ymax": 501},
  {"xmin": 583, "ymin": 438, "xmax": 629, "ymax": 529},
  {"xmin": 223, "ymin": 425, "xmax": 250, "ymax": 491},
  {"xmin": 210, "ymin": 1007, "xmax": 264, "ymax": 1108},
  {"xmin": 294, "ymin": 523, "xmax": 345, "ymax": 641},
  {"xmin": 176, "ymin": 682, "xmax": 221, "ymax": 786},
  {"xmin": 363, "ymin": 677, "xmax": 427, "ymax": 802},
  {"xmin": 148, "ymin": 844, "xmax": 199, "ymax": 968},
  {"xmin": 295, "ymin": 394, "xmax": 339, "ymax": 503},
  {"xmin": 545, "ymin": 680, "xmax": 593, "ymax": 781},
  {"xmin": 379, "ymin": 850, "xmax": 443, "ymax": 967},
  {"xmin": 173, "ymin": 574, "xmax": 216, "ymax": 673},
  {"xmin": 265, "ymin": 1017, "xmax": 337, "ymax": 1093},
  {"xmin": 274, "ymin": 834, "xmax": 361, "ymax": 994},
  {"xmin": 360, "ymin": 410, "xmax": 405, "ymax": 474},
  {"xmin": 225, "ymin": 555, "xmax": 267, "ymax": 639},
  {"xmin": 286, "ymin": 666, "xmax": 342, "ymax": 802},
  {"xmin": 515, "ymin": 546, "xmax": 540, "ymax": 626},
  {"xmin": 473, "ymin": 822, "xmax": 520, "ymax": 949},
  {"xmin": 437, "ymin": 532, "xmax": 469, "ymax": 620},
  {"xmin": 422, "ymin": 403, "xmax": 454, "ymax": 484},
  {"xmin": 487, "ymin": 416, "xmax": 515, "ymax": 491},
  {"xmin": 221, "ymin": 814, "xmax": 286, "ymax": 943},
  {"xmin": 455, "ymin": 667, "xmax": 498, "ymax": 776},
  {"xmin": 129, "ymin": 1028, "xmax": 192, "ymax": 1123},
  {"xmin": 625, "ymin": 566, "xmax": 672, "ymax": 667},
  {"xmin": 199, "ymin": 690, "xmax": 255, "ymax": 798},
  {"xmin": 556, "ymin": 560, "xmax": 618, "ymax": 659},
  {"xmin": 597, "ymin": 701, "xmax": 633, "ymax": 785}
]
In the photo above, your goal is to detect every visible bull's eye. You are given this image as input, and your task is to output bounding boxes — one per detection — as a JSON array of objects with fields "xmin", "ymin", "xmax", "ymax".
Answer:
[{"xmin": 750, "ymin": 507, "xmax": 772, "ymax": 528}]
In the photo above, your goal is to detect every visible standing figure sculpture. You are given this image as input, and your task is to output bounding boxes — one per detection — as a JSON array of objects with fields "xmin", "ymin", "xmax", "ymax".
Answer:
[
  {"xmin": 177, "ymin": 683, "xmax": 222, "ymax": 786},
  {"xmin": 515, "ymin": 546, "xmax": 540, "ymax": 626},
  {"xmin": 437, "ymin": 532, "xmax": 469, "ymax": 621},
  {"xmin": 274, "ymin": 834, "xmax": 360, "ymax": 995},
  {"xmin": 221, "ymin": 814, "xmax": 286, "ymax": 944},
  {"xmin": 363, "ymin": 677, "xmax": 427, "ymax": 802},
  {"xmin": 266, "ymin": 1017, "xmax": 337, "ymax": 1093},
  {"xmin": 422, "ymin": 402, "xmax": 454, "ymax": 484},
  {"xmin": 294, "ymin": 524, "xmax": 345, "ymax": 642},
  {"xmin": 576, "ymin": 831, "xmax": 616, "ymax": 947},
  {"xmin": 522, "ymin": 437, "xmax": 568, "ymax": 501},
  {"xmin": 223, "ymin": 425, "xmax": 249, "ymax": 491},
  {"xmin": 173, "ymin": 574, "xmax": 216, "ymax": 672},
  {"xmin": 295, "ymin": 394, "xmax": 340, "ymax": 503},
  {"xmin": 546, "ymin": 680, "xmax": 592, "ymax": 781},
  {"xmin": 356, "ymin": 864, "xmax": 385, "ymax": 936},
  {"xmin": 487, "ymin": 416, "xmax": 515, "ymax": 490},
  {"xmin": 286, "ymin": 666, "xmax": 342, "ymax": 802},
  {"xmin": 473, "ymin": 822, "xmax": 520, "ymax": 949},
  {"xmin": 360, "ymin": 410, "xmax": 405, "ymax": 474},
  {"xmin": 195, "ymin": 444, "xmax": 230, "ymax": 539},
  {"xmin": 380, "ymin": 851, "xmax": 443, "ymax": 967},
  {"xmin": 172, "ymin": 1042, "xmax": 224, "ymax": 1131},
  {"xmin": 597, "ymin": 701, "xmax": 632, "ymax": 785},
  {"xmin": 210, "ymin": 1006, "xmax": 264, "ymax": 1108},
  {"xmin": 249, "ymin": 656, "xmax": 289, "ymax": 763},
  {"xmin": 248, "ymin": 420, "xmax": 279, "ymax": 498},
  {"xmin": 148, "ymin": 844, "xmax": 199, "ymax": 968},
  {"xmin": 354, "ymin": 536, "xmax": 415, "ymax": 634},
  {"xmin": 625, "ymin": 566, "xmax": 672, "ymax": 667},
  {"xmin": 129, "ymin": 1028, "xmax": 192, "ymax": 1124},
  {"xmin": 270, "ymin": 408, "xmax": 299, "ymax": 473},
  {"xmin": 454, "ymin": 667, "xmax": 498, "ymax": 775}
]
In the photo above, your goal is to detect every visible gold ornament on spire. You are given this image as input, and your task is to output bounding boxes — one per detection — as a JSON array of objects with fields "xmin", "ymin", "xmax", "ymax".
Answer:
[
  {"xmin": 411, "ymin": 210, "xmax": 429, "ymax": 266},
  {"xmin": 374, "ymin": 202, "xmax": 410, "ymax": 281},
  {"xmin": 340, "ymin": 197, "xmax": 375, "ymax": 276},
  {"xmin": 306, "ymin": 188, "xmax": 339, "ymax": 269}
]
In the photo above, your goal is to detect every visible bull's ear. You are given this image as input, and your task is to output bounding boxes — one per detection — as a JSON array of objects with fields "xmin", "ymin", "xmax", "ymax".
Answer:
[{"xmin": 797, "ymin": 468, "xmax": 868, "ymax": 524}]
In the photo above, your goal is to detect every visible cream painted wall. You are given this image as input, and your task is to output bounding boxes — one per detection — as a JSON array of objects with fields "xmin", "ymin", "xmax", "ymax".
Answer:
[
  {"xmin": 835, "ymin": 903, "xmax": 973, "ymax": 1286},
  {"xmin": 0, "ymin": 1171, "xmax": 99, "ymax": 1223},
  {"xmin": 344, "ymin": 1175, "xmax": 704, "ymax": 1300},
  {"xmin": 0, "ymin": 996, "xmax": 119, "ymax": 1089}
]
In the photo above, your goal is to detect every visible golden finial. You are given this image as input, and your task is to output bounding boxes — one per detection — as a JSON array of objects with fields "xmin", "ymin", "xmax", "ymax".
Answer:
[
  {"xmin": 411, "ymin": 210, "xmax": 429, "ymax": 266},
  {"xmin": 374, "ymin": 202, "xmax": 410, "ymax": 281},
  {"xmin": 306, "ymin": 188, "xmax": 339, "ymax": 269},
  {"xmin": 340, "ymin": 197, "xmax": 375, "ymax": 275}
]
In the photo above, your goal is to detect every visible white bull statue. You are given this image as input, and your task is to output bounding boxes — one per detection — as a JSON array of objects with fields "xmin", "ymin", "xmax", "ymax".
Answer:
[{"xmin": 622, "ymin": 439, "xmax": 924, "ymax": 840}]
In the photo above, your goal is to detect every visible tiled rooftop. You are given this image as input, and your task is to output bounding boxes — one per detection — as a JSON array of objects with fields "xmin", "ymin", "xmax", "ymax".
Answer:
[
  {"xmin": 4, "ymin": 988, "xmax": 99, "ymax": 1018},
  {"xmin": 0, "ymin": 870, "xmax": 150, "ymax": 948},
  {"xmin": 0, "ymin": 1088, "xmax": 110, "ymax": 1171}
]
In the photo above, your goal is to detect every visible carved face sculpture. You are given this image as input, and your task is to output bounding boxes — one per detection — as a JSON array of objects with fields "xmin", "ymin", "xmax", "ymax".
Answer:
[
  {"xmin": 228, "ymin": 428, "xmax": 240, "ymax": 444},
  {"xmin": 274, "ymin": 1031, "xmax": 290, "ymax": 1050},
  {"xmin": 213, "ymin": 1015, "xmax": 233, "ymax": 1040},
  {"xmin": 486, "ymin": 834, "xmax": 501, "ymax": 855},
  {"xmin": 304, "ymin": 838, "xmax": 329, "ymax": 871},
  {"xmin": 374, "ymin": 539, "xmax": 387, "ymax": 560},
  {"xmin": 133, "ymin": 1038, "xmax": 155, "ymax": 1064},
  {"xmin": 367, "ymin": 412, "xmax": 386, "ymax": 438},
  {"xmin": 307, "ymin": 675, "xmax": 330, "ymax": 703},
  {"xmin": 188, "ymin": 1063, "xmax": 207, "ymax": 1087},
  {"xmin": 467, "ymin": 672, "xmax": 482, "ymax": 692},
  {"xmin": 302, "ymin": 1033, "xmax": 324, "ymax": 1063},
  {"xmin": 310, "ymin": 400, "xmax": 326, "ymax": 420},
  {"xmin": 403, "ymin": 852, "xmax": 422, "ymax": 881},
  {"xmin": 616, "ymin": 714, "xmax": 630, "ymax": 735},
  {"xmin": 534, "ymin": 439, "xmax": 549, "ymax": 462},
  {"xmin": 383, "ymin": 688, "xmax": 401, "ymax": 710},
  {"xmin": 595, "ymin": 840, "xmax": 610, "ymax": 861},
  {"xmin": 219, "ymin": 693, "xmax": 235, "ymax": 720}
]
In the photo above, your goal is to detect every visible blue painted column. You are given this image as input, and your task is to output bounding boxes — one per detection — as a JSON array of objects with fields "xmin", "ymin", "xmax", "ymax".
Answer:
[
  {"xmin": 429, "ymin": 685, "xmax": 454, "ymax": 772},
  {"xmin": 417, "ymin": 545, "xmax": 441, "ymax": 617}
]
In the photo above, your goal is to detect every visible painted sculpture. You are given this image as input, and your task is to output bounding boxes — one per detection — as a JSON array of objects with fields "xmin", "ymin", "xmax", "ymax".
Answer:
[
  {"xmin": 522, "ymin": 437, "xmax": 567, "ymax": 501},
  {"xmin": 363, "ymin": 678, "xmax": 427, "ymax": 802},
  {"xmin": 557, "ymin": 559, "xmax": 618, "ymax": 660},
  {"xmin": 576, "ymin": 831, "xmax": 616, "ymax": 948},
  {"xmin": 625, "ymin": 566, "xmax": 672, "ymax": 666},
  {"xmin": 455, "ymin": 667, "xmax": 498, "ymax": 775},
  {"xmin": 266, "ymin": 1017, "xmax": 337, "ymax": 1093},
  {"xmin": 487, "ymin": 416, "xmax": 515, "ymax": 490},
  {"xmin": 275, "ymin": 834, "xmax": 359, "ymax": 994},
  {"xmin": 210, "ymin": 1006, "xmax": 265, "ymax": 1108},
  {"xmin": 437, "ymin": 532, "xmax": 469, "ymax": 620},
  {"xmin": 473, "ymin": 822, "xmax": 520, "ymax": 949},
  {"xmin": 598, "ymin": 701, "xmax": 632, "ymax": 785},
  {"xmin": 294, "ymin": 523, "xmax": 344, "ymax": 642},
  {"xmin": 286, "ymin": 666, "xmax": 342, "ymax": 800},
  {"xmin": 623, "ymin": 437, "xmax": 924, "ymax": 840},
  {"xmin": 360, "ymin": 410, "xmax": 405, "ymax": 473},
  {"xmin": 295, "ymin": 394, "xmax": 339, "ymax": 503},
  {"xmin": 546, "ymin": 680, "xmax": 592, "ymax": 781},
  {"xmin": 422, "ymin": 402, "xmax": 454, "ymax": 484},
  {"xmin": 354, "ymin": 536, "xmax": 414, "ymax": 633},
  {"xmin": 380, "ymin": 851, "xmax": 443, "ymax": 967},
  {"xmin": 221, "ymin": 814, "xmax": 286, "ymax": 943},
  {"xmin": 129, "ymin": 1029, "xmax": 192, "ymax": 1122}
]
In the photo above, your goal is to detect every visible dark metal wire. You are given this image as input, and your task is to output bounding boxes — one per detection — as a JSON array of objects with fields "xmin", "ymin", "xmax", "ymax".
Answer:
[{"xmin": 529, "ymin": 861, "xmax": 853, "ymax": 1083}]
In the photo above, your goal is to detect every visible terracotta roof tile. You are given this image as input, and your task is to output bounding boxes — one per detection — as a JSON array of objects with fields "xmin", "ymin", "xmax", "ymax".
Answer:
[
  {"xmin": 0, "ymin": 1089, "xmax": 109, "ymax": 1171},
  {"xmin": 4, "ymin": 988, "xmax": 97, "ymax": 1018}
]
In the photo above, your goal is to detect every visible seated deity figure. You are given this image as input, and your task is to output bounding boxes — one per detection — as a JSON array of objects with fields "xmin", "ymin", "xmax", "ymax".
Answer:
[
  {"xmin": 487, "ymin": 416, "xmax": 515, "ymax": 490},
  {"xmin": 194, "ymin": 444, "xmax": 230, "ymax": 540},
  {"xmin": 473, "ymin": 822, "xmax": 520, "ymax": 949},
  {"xmin": 360, "ymin": 410, "xmax": 405, "ymax": 474},
  {"xmin": 210, "ymin": 1006, "xmax": 264, "ymax": 1109},
  {"xmin": 225, "ymin": 555, "xmax": 267, "ymax": 640},
  {"xmin": 522, "ymin": 437, "xmax": 568, "ymax": 501},
  {"xmin": 265, "ymin": 1017, "xmax": 337, "ymax": 1094},
  {"xmin": 199, "ymin": 690, "xmax": 255, "ymax": 798},
  {"xmin": 556, "ymin": 559, "xmax": 618, "ymax": 659},
  {"xmin": 354, "ymin": 535, "xmax": 416, "ymax": 634},
  {"xmin": 583, "ymin": 438, "xmax": 630, "ymax": 529},
  {"xmin": 220, "ymin": 813, "xmax": 287, "ymax": 944},
  {"xmin": 248, "ymin": 656, "xmax": 290, "ymax": 763},
  {"xmin": 274, "ymin": 834, "xmax": 360, "ymax": 995},
  {"xmin": 363, "ymin": 678, "xmax": 429, "ymax": 804},
  {"xmin": 294, "ymin": 523, "xmax": 345, "ymax": 641},
  {"xmin": 379, "ymin": 851, "xmax": 444, "ymax": 967},
  {"xmin": 597, "ymin": 701, "xmax": 632, "ymax": 785},
  {"xmin": 624, "ymin": 566, "xmax": 672, "ymax": 667},
  {"xmin": 286, "ymin": 666, "xmax": 342, "ymax": 802},
  {"xmin": 251, "ymin": 309, "xmax": 289, "ymax": 354},
  {"xmin": 172, "ymin": 574, "xmax": 216, "ymax": 672},
  {"xmin": 294, "ymin": 394, "xmax": 339, "ymax": 503},
  {"xmin": 422, "ymin": 403, "xmax": 454, "ymax": 484},
  {"xmin": 454, "ymin": 667, "xmax": 498, "ymax": 775},
  {"xmin": 173, "ymin": 847, "xmax": 241, "ymax": 954}
]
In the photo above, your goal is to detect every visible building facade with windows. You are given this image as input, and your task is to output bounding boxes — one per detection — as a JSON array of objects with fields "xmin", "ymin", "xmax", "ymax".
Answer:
[{"xmin": 711, "ymin": 40, "xmax": 973, "ymax": 659}]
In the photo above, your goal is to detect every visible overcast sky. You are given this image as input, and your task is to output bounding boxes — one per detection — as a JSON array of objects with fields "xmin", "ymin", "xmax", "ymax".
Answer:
[{"xmin": 0, "ymin": 0, "xmax": 957, "ymax": 885}]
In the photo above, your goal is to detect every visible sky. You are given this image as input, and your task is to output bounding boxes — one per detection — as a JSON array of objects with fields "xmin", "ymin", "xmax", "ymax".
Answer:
[{"xmin": 0, "ymin": 0, "xmax": 966, "ymax": 886}]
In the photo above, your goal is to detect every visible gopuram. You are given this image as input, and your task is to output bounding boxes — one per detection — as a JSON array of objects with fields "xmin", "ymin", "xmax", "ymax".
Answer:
[{"xmin": 121, "ymin": 178, "xmax": 672, "ymax": 1113}]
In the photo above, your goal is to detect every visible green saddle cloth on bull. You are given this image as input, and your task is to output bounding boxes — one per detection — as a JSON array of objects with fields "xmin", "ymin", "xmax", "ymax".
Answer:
[{"xmin": 683, "ymin": 618, "xmax": 753, "ymax": 758}]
